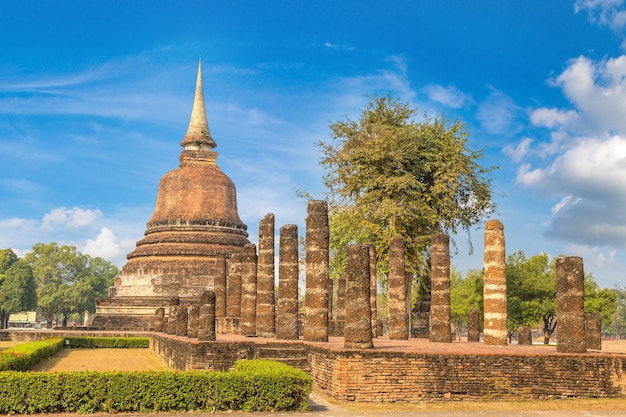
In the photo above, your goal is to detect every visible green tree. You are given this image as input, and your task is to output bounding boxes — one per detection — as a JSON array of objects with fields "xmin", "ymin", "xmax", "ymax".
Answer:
[
  {"xmin": 450, "ymin": 268, "xmax": 484, "ymax": 339},
  {"xmin": 24, "ymin": 243, "xmax": 117, "ymax": 328},
  {"xmin": 0, "ymin": 259, "xmax": 37, "ymax": 328},
  {"xmin": 0, "ymin": 249, "xmax": 20, "ymax": 328},
  {"xmin": 506, "ymin": 251, "xmax": 556, "ymax": 344},
  {"xmin": 584, "ymin": 275, "xmax": 617, "ymax": 332},
  {"xmin": 318, "ymin": 96, "xmax": 495, "ymax": 286},
  {"xmin": 0, "ymin": 249, "xmax": 18, "ymax": 274},
  {"xmin": 609, "ymin": 287, "xmax": 626, "ymax": 339}
]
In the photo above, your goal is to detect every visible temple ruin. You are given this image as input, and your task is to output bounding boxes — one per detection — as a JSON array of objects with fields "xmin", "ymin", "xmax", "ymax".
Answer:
[
  {"xmin": 93, "ymin": 61, "xmax": 249, "ymax": 328},
  {"xmin": 69, "ymin": 61, "xmax": 624, "ymax": 404}
]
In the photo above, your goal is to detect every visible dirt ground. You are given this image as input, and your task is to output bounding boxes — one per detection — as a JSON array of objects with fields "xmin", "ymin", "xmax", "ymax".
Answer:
[{"xmin": 30, "ymin": 348, "xmax": 168, "ymax": 372}]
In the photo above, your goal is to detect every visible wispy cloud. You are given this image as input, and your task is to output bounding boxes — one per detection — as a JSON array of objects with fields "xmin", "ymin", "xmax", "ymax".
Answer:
[
  {"xmin": 476, "ymin": 87, "xmax": 522, "ymax": 135},
  {"xmin": 422, "ymin": 84, "xmax": 473, "ymax": 109},
  {"xmin": 575, "ymin": 0, "xmax": 626, "ymax": 44},
  {"xmin": 324, "ymin": 41, "xmax": 354, "ymax": 51}
]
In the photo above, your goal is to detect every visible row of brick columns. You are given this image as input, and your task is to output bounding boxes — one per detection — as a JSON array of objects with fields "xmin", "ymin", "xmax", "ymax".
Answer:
[{"xmin": 153, "ymin": 199, "xmax": 600, "ymax": 353}]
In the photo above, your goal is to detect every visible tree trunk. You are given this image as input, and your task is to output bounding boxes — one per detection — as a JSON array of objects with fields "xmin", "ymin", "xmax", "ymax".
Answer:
[{"xmin": 543, "ymin": 315, "xmax": 557, "ymax": 344}]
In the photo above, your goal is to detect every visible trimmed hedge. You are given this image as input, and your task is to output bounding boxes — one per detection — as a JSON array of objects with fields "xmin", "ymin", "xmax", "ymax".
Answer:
[
  {"xmin": 0, "ymin": 359, "xmax": 312, "ymax": 413},
  {"xmin": 0, "ymin": 338, "xmax": 64, "ymax": 371},
  {"xmin": 64, "ymin": 336, "xmax": 150, "ymax": 348}
]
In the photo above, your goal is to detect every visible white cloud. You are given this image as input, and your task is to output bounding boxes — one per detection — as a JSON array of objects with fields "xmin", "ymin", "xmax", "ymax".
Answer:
[
  {"xmin": 422, "ymin": 84, "xmax": 472, "ymax": 109},
  {"xmin": 476, "ymin": 88, "xmax": 522, "ymax": 135},
  {"xmin": 324, "ymin": 41, "xmax": 354, "ymax": 51},
  {"xmin": 517, "ymin": 135, "xmax": 626, "ymax": 246},
  {"xmin": 503, "ymin": 137, "xmax": 532, "ymax": 163},
  {"xmin": 537, "ymin": 56, "xmax": 626, "ymax": 135},
  {"xmin": 336, "ymin": 54, "xmax": 416, "ymax": 104},
  {"xmin": 575, "ymin": 0, "xmax": 626, "ymax": 32},
  {"xmin": 530, "ymin": 108, "xmax": 578, "ymax": 130},
  {"xmin": 82, "ymin": 227, "xmax": 135, "ymax": 264},
  {"xmin": 41, "ymin": 207, "xmax": 102, "ymax": 232}
]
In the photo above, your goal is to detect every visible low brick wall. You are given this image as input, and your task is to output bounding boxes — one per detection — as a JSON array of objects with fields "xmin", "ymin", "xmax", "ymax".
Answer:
[
  {"xmin": 307, "ymin": 346, "xmax": 626, "ymax": 402},
  {"xmin": 151, "ymin": 333, "xmax": 254, "ymax": 370},
  {"xmin": 5, "ymin": 329, "xmax": 626, "ymax": 402}
]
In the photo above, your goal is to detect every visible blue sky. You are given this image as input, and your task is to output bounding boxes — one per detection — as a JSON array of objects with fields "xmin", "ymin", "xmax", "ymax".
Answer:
[{"xmin": 2, "ymin": 1, "xmax": 626, "ymax": 289}]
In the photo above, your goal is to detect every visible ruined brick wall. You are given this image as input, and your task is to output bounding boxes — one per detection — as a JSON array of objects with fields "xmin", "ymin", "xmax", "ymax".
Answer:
[
  {"xmin": 307, "ymin": 347, "xmax": 626, "ymax": 402},
  {"xmin": 151, "ymin": 333, "xmax": 253, "ymax": 370}
]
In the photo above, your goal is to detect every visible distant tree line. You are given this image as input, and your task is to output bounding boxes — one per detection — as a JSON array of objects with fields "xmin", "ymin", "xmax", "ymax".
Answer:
[
  {"xmin": 0, "ymin": 243, "xmax": 117, "ymax": 329},
  {"xmin": 450, "ymin": 251, "xmax": 620, "ymax": 343}
]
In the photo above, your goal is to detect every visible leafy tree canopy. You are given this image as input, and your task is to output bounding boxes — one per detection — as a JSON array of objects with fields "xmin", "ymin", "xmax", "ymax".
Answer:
[
  {"xmin": 318, "ymin": 96, "xmax": 495, "ymax": 279},
  {"xmin": 24, "ymin": 242, "xmax": 118, "ymax": 327}
]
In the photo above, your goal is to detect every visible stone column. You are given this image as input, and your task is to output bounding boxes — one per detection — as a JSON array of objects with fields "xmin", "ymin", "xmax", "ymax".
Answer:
[
  {"xmin": 198, "ymin": 291, "xmax": 216, "ymax": 341},
  {"xmin": 257, "ymin": 214, "xmax": 276, "ymax": 338},
  {"xmin": 171, "ymin": 306, "xmax": 188, "ymax": 337},
  {"xmin": 429, "ymin": 233, "xmax": 452, "ymax": 343},
  {"xmin": 518, "ymin": 326, "xmax": 532, "ymax": 345},
  {"xmin": 240, "ymin": 243, "xmax": 258, "ymax": 337},
  {"xmin": 214, "ymin": 254, "xmax": 227, "ymax": 318},
  {"xmin": 276, "ymin": 224, "xmax": 299, "ymax": 340},
  {"xmin": 187, "ymin": 305, "xmax": 200, "ymax": 338},
  {"xmin": 367, "ymin": 244, "xmax": 378, "ymax": 338},
  {"xmin": 304, "ymin": 200, "xmax": 330, "ymax": 342},
  {"xmin": 388, "ymin": 235, "xmax": 409, "ymax": 340},
  {"xmin": 154, "ymin": 307, "xmax": 165, "ymax": 333},
  {"xmin": 556, "ymin": 256, "xmax": 586, "ymax": 353},
  {"xmin": 586, "ymin": 312, "xmax": 602, "ymax": 350},
  {"xmin": 483, "ymin": 220, "xmax": 507, "ymax": 346},
  {"xmin": 328, "ymin": 279, "xmax": 335, "ymax": 320},
  {"xmin": 344, "ymin": 244, "xmax": 374, "ymax": 349},
  {"xmin": 336, "ymin": 276, "xmax": 346, "ymax": 321},
  {"xmin": 165, "ymin": 297, "xmax": 180, "ymax": 335},
  {"xmin": 467, "ymin": 309, "xmax": 480, "ymax": 342},
  {"xmin": 226, "ymin": 252, "xmax": 242, "ymax": 318}
]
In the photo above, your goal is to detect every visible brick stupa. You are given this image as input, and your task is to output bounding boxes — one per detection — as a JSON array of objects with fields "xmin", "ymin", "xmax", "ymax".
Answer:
[{"xmin": 93, "ymin": 61, "xmax": 249, "ymax": 329}]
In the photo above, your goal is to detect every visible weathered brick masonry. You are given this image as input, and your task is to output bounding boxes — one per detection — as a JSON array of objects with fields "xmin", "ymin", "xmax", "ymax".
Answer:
[
  {"xmin": 307, "ymin": 347, "xmax": 626, "ymax": 402},
  {"xmin": 148, "ymin": 332, "xmax": 626, "ymax": 402}
]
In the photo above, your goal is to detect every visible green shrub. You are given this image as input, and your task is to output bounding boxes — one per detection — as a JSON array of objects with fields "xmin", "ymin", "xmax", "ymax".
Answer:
[
  {"xmin": 64, "ymin": 336, "xmax": 150, "ymax": 348},
  {"xmin": 0, "ymin": 359, "xmax": 312, "ymax": 413},
  {"xmin": 0, "ymin": 338, "xmax": 63, "ymax": 371}
]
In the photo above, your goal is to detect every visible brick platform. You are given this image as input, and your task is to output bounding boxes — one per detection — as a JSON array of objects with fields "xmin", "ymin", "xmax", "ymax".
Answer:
[{"xmin": 4, "ymin": 329, "xmax": 625, "ymax": 403}]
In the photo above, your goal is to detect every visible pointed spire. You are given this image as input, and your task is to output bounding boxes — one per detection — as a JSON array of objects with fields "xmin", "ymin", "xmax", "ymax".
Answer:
[{"xmin": 181, "ymin": 58, "xmax": 217, "ymax": 149}]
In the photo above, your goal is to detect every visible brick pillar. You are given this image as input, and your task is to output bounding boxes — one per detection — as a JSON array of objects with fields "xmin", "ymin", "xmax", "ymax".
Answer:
[
  {"xmin": 328, "ymin": 278, "xmax": 335, "ymax": 320},
  {"xmin": 165, "ymin": 297, "xmax": 180, "ymax": 335},
  {"xmin": 240, "ymin": 243, "xmax": 258, "ymax": 337},
  {"xmin": 226, "ymin": 252, "xmax": 242, "ymax": 319},
  {"xmin": 187, "ymin": 305, "xmax": 199, "ymax": 338},
  {"xmin": 586, "ymin": 312, "xmax": 602, "ymax": 350},
  {"xmin": 257, "ymin": 214, "xmax": 276, "ymax": 338},
  {"xmin": 171, "ymin": 306, "xmax": 188, "ymax": 337},
  {"xmin": 154, "ymin": 308, "xmax": 165, "ymax": 333},
  {"xmin": 483, "ymin": 220, "xmax": 507, "ymax": 346},
  {"xmin": 214, "ymin": 254, "xmax": 227, "ymax": 318},
  {"xmin": 518, "ymin": 326, "xmax": 532, "ymax": 345},
  {"xmin": 388, "ymin": 235, "xmax": 409, "ymax": 340},
  {"xmin": 429, "ymin": 233, "xmax": 452, "ymax": 343},
  {"xmin": 344, "ymin": 244, "xmax": 374, "ymax": 349},
  {"xmin": 367, "ymin": 244, "xmax": 378, "ymax": 338},
  {"xmin": 467, "ymin": 309, "xmax": 480, "ymax": 342},
  {"xmin": 336, "ymin": 276, "xmax": 346, "ymax": 321},
  {"xmin": 556, "ymin": 256, "xmax": 586, "ymax": 353},
  {"xmin": 304, "ymin": 200, "xmax": 330, "ymax": 342},
  {"xmin": 198, "ymin": 291, "xmax": 216, "ymax": 341},
  {"xmin": 276, "ymin": 224, "xmax": 299, "ymax": 340}
]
